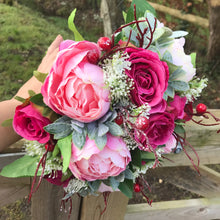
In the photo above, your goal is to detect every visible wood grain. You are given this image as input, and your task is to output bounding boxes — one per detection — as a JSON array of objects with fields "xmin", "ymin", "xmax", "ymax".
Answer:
[
  {"xmin": 0, "ymin": 176, "xmax": 30, "ymax": 207},
  {"xmin": 125, "ymin": 198, "xmax": 220, "ymax": 220},
  {"xmin": 80, "ymin": 192, "xmax": 129, "ymax": 220},
  {"xmin": 31, "ymin": 178, "xmax": 81, "ymax": 220}
]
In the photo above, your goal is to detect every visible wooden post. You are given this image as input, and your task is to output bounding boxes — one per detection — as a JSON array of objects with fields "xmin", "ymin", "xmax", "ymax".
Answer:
[
  {"xmin": 80, "ymin": 192, "xmax": 129, "ymax": 220},
  {"xmin": 31, "ymin": 178, "xmax": 81, "ymax": 220}
]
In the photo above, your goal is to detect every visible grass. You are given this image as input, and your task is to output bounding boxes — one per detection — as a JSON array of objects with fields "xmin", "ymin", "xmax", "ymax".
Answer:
[
  {"xmin": 0, "ymin": 3, "xmax": 73, "ymax": 101},
  {"xmin": 0, "ymin": 3, "xmax": 103, "ymax": 101}
]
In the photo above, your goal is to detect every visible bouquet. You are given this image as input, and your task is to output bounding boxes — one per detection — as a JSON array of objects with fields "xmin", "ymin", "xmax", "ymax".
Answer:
[{"xmin": 1, "ymin": 0, "xmax": 219, "ymax": 210}]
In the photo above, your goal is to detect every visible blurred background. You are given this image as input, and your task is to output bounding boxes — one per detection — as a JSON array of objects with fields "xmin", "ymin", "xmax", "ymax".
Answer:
[
  {"xmin": 0, "ymin": 0, "xmax": 219, "ymax": 108},
  {"xmin": 0, "ymin": 1, "xmax": 219, "ymax": 219}
]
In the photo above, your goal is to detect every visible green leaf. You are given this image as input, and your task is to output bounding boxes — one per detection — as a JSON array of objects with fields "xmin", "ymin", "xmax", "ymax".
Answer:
[
  {"xmin": 72, "ymin": 130, "xmax": 86, "ymax": 150},
  {"xmin": 122, "ymin": 11, "xmax": 127, "ymax": 22},
  {"xmin": 126, "ymin": 0, "xmax": 156, "ymax": 23},
  {"xmin": 118, "ymin": 179, "xmax": 133, "ymax": 198},
  {"xmin": 33, "ymin": 70, "xmax": 48, "ymax": 83},
  {"xmin": 52, "ymin": 143, "xmax": 60, "ymax": 158},
  {"xmin": 141, "ymin": 151, "xmax": 155, "ymax": 160},
  {"xmin": 14, "ymin": 96, "xmax": 26, "ymax": 103},
  {"xmin": 174, "ymin": 124, "xmax": 185, "ymax": 134},
  {"xmin": 190, "ymin": 52, "xmax": 196, "ymax": 68},
  {"xmin": 30, "ymin": 93, "xmax": 45, "ymax": 106},
  {"xmin": 105, "ymin": 121, "xmax": 124, "ymax": 136},
  {"xmin": 42, "ymin": 107, "xmax": 52, "ymax": 117},
  {"xmin": 57, "ymin": 135, "xmax": 72, "ymax": 173},
  {"xmin": 95, "ymin": 135, "xmax": 107, "ymax": 150},
  {"xmin": 61, "ymin": 169, "xmax": 73, "ymax": 182},
  {"xmin": 68, "ymin": 9, "xmax": 84, "ymax": 41},
  {"xmin": 28, "ymin": 90, "xmax": 36, "ymax": 97},
  {"xmin": 0, "ymin": 155, "xmax": 41, "ymax": 178},
  {"xmin": 1, "ymin": 118, "xmax": 13, "ymax": 127},
  {"xmin": 131, "ymin": 148, "xmax": 142, "ymax": 168}
]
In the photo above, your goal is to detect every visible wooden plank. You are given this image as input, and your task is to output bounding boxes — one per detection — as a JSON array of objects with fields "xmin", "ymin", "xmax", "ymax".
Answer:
[
  {"xmin": 162, "ymin": 145, "xmax": 220, "ymax": 166},
  {"xmin": 0, "ymin": 152, "xmax": 25, "ymax": 169},
  {"xmin": 0, "ymin": 176, "xmax": 30, "ymax": 207},
  {"xmin": 148, "ymin": 166, "xmax": 220, "ymax": 198},
  {"xmin": 163, "ymin": 110, "xmax": 220, "ymax": 166},
  {"xmin": 80, "ymin": 192, "xmax": 129, "ymax": 220},
  {"xmin": 125, "ymin": 198, "xmax": 220, "ymax": 220},
  {"xmin": 31, "ymin": 178, "xmax": 81, "ymax": 220}
]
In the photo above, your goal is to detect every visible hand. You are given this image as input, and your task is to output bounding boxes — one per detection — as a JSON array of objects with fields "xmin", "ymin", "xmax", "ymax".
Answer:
[{"xmin": 37, "ymin": 35, "xmax": 63, "ymax": 73}]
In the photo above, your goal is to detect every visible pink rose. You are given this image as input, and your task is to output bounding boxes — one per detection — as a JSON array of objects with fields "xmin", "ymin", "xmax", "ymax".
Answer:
[
  {"xmin": 41, "ymin": 40, "xmax": 110, "ymax": 123},
  {"xmin": 167, "ymin": 95, "xmax": 187, "ymax": 120},
  {"xmin": 140, "ymin": 112, "xmax": 175, "ymax": 148},
  {"xmin": 125, "ymin": 48, "xmax": 169, "ymax": 112},
  {"xmin": 69, "ymin": 134, "xmax": 131, "ymax": 181},
  {"xmin": 13, "ymin": 103, "xmax": 51, "ymax": 144}
]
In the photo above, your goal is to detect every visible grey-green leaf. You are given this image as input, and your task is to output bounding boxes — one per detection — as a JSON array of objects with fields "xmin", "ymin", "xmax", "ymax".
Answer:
[
  {"xmin": 106, "ymin": 122, "xmax": 124, "ymax": 136},
  {"xmin": 87, "ymin": 122, "xmax": 98, "ymax": 140},
  {"xmin": 98, "ymin": 123, "xmax": 109, "ymax": 137},
  {"xmin": 109, "ymin": 177, "xmax": 120, "ymax": 191},
  {"xmin": 169, "ymin": 80, "xmax": 190, "ymax": 92},
  {"xmin": 95, "ymin": 135, "xmax": 107, "ymax": 150},
  {"xmin": 72, "ymin": 130, "xmax": 86, "ymax": 150}
]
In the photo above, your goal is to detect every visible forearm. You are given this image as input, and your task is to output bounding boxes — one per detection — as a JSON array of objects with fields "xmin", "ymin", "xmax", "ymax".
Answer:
[{"xmin": 0, "ymin": 99, "xmax": 22, "ymax": 152}]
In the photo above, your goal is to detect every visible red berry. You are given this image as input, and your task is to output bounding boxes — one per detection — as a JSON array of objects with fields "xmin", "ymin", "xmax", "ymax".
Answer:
[
  {"xmin": 196, "ymin": 103, "xmax": 207, "ymax": 114},
  {"xmin": 45, "ymin": 143, "xmax": 54, "ymax": 152},
  {"xmin": 135, "ymin": 116, "xmax": 149, "ymax": 130},
  {"xmin": 87, "ymin": 49, "xmax": 99, "ymax": 64},
  {"xmin": 115, "ymin": 115, "xmax": 123, "ymax": 125},
  {"xmin": 97, "ymin": 37, "xmax": 112, "ymax": 51},
  {"xmin": 134, "ymin": 183, "xmax": 141, "ymax": 193}
]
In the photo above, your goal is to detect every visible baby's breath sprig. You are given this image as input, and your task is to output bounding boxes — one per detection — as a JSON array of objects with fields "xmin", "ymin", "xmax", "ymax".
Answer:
[
  {"xmin": 182, "ymin": 77, "xmax": 208, "ymax": 102},
  {"xmin": 102, "ymin": 52, "xmax": 133, "ymax": 106}
]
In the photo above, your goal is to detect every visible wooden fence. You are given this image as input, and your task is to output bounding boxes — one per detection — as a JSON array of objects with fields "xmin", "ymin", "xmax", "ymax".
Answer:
[{"xmin": 0, "ymin": 110, "xmax": 220, "ymax": 219}]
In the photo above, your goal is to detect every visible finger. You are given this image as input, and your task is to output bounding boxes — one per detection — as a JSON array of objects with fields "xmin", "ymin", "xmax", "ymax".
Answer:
[{"xmin": 47, "ymin": 35, "xmax": 63, "ymax": 55}]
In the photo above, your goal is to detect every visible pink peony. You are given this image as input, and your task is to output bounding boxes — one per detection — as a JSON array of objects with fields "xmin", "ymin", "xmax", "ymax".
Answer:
[
  {"xmin": 69, "ymin": 134, "xmax": 131, "ymax": 181},
  {"xmin": 125, "ymin": 48, "xmax": 169, "ymax": 112},
  {"xmin": 13, "ymin": 103, "xmax": 51, "ymax": 144},
  {"xmin": 167, "ymin": 95, "xmax": 187, "ymax": 120},
  {"xmin": 143, "ymin": 112, "xmax": 175, "ymax": 148},
  {"xmin": 41, "ymin": 40, "xmax": 110, "ymax": 123}
]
